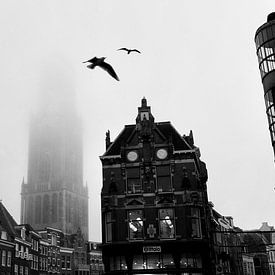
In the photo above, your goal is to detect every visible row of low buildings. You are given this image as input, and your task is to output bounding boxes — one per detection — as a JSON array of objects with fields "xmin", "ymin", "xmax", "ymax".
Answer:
[{"xmin": 0, "ymin": 201, "xmax": 103, "ymax": 275}]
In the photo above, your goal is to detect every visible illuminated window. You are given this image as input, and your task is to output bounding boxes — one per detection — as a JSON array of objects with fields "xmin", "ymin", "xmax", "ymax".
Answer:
[
  {"xmin": 105, "ymin": 212, "xmax": 113, "ymax": 242},
  {"xmin": 190, "ymin": 208, "xmax": 201, "ymax": 238},
  {"xmin": 128, "ymin": 210, "xmax": 143, "ymax": 240},
  {"xmin": 157, "ymin": 166, "xmax": 172, "ymax": 192},
  {"xmin": 159, "ymin": 209, "xmax": 175, "ymax": 239},
  {"xmin": 109, "ymin": 256, "xmax": 127, "ymax": 271},
  {"xmin": 127, "ymin": 168, "xmax": 141, "ymax": 194},
  {"xmin": 180, "ymin": 253, "xmax": 202, "ymax": 268},
  {"xmin": 132, "ymin": 254, "xmax": 144, "ymax": 270},
  {"xmin": 14, "ymin": 264, "xmax": 18, "ymax": 275}
]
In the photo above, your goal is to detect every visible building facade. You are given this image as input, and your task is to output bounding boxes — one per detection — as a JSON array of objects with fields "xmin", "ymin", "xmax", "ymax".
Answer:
[
  {"xmin": 100, "ymin": 98, "xmax": 214, "ymax": 274},
  {"xmin": 20, "ymin": 92, "xmax": 88, "ymax": 240}
]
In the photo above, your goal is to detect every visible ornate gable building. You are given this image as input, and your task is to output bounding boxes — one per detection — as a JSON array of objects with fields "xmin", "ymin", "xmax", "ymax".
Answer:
[
  {"xmin": 20, "ymin": 75, "xmax": 88, "ymax": 240},
  {"xmin": 100, "ymin": 98, "xmax": 213, "ymax": 274}
]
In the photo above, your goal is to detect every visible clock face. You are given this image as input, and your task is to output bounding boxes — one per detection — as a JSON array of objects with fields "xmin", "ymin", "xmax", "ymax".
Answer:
[
  {"xmin": 156, "ymin": 148, "xmax": 168, "ymax": 159},
  {"xmin": 127, "ymin": 151, "xmax": 138, "ymax": 162}
]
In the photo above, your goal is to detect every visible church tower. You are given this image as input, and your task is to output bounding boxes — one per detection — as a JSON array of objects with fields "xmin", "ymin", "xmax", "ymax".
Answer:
[{"xmin": 20, "ymin": 62, "xmax": 88, "ymax": 240}]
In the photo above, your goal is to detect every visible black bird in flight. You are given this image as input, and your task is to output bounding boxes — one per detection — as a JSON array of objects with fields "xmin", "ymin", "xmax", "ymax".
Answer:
[
  {"xmin": 117, "ymin": 48, "xmax": 141, "ymax": 54},
  {"xmin": 83, "ymin": 57, "xmax": 119, "ymax": 81}
]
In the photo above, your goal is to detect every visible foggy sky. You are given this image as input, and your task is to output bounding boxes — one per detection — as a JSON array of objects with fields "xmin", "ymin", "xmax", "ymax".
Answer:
[{"xmin": 0, "ymin": 1, "xmax": 275, "ymax": 241}]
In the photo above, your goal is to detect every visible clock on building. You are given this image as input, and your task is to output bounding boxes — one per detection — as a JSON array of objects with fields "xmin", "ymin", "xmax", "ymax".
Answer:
[
  {"xmin": 127, "ymin": 151, "xmax": 138, "ymax": 162},
  {"xmin": 156, "ymin": 148, "xmax": 168, "ymax": 160}
]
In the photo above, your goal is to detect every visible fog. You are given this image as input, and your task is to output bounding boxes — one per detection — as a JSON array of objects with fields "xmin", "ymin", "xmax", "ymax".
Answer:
[{"xmin": 1, "ymin": 1, "xmax": 275, "ymax": 241}]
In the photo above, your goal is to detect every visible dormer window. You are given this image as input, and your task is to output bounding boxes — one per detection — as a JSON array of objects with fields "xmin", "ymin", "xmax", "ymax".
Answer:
[
  {"xmin": 21, "ymin": 227, "xmax": 26, "ymax": 240},
  {"xmin": 1, "ymin": 231, "xmax": 7, "ymax": 240},
  {"xmin": 51, "ymin": 233, "xmax": 57, "ymax": 245},
  {"xmin": 140, "ymin": 112, "xmax": 149, "ymax": 120}
]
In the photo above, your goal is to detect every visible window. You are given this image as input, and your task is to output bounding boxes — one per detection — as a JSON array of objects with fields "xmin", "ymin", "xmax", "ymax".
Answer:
[
  {"xmin": 127, "ymin": 168, "xmax": 141, "ymax": 194},
  {"xmin": 20, "ymin": 266, "xmax": 24, "ymax": 275},
  {"xmin": 66, "ymin": 256, "xmax": 71, "ymax": 269},
  {"xmin": 190, "ymin": 208, "xmax": 202, "ymax": 238},
  {"xmin": 128, "ymin": 210, "xmax": 143, "ymax": 240},
  {"xmin": 14, "ymin": 264, "xmax": 18, "ymax": 275},
  {"xmin": 1, "ymin": 231, "xmax": 7, "ymax": 240},
  {"xmin": 159, "ymin": 209, "xmax": 175, "ymax": 239},
  {"xmin": 109, "ymin": 256, "xmax": 127, "ymax": 271},
  {"xmin": 2, "ymin": 250, "xmax": 6, "ymax": 266},
  {"xmin": 51, "ymin": 234, "xmax": 57, "ymax": 245},
  {"xmin": 61, "ymin": 256, "xmax": 65, "ymax": 268},
  {"xmin": 7, "ymin": 251, "xmax": 11, "ymax": 266},
  {"xmin": 21, "ymin": 227, "xmax": 26, "ymax": 240},
  {"xmin": 156, "ymin": 166, "xmax": 172, "ymax": 192},
  {"xmin": 180, "ymin": 253, "xmax": 202, "ymax": 268},
  {"xmin": 105, "ymin": 212, "xmax": 113, "ymax": 242},
  {"xmin": 25, "ymin": 267, "xmax": 28, "ymax": 275}
]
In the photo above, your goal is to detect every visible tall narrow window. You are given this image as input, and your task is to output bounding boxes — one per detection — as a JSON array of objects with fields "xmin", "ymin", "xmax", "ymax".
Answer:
[
  {"xmin": 7, "ymin": 251, "xmax": 11, "ymax": 267},
  {"xmin": 127, "ymin": 168, "xmax": 141, "ymax": 194},
  {"xmin": 159, "ymin": 209, "xmax": 175, "ymax": 239},
  {"xmin": 105, "ymin": 212, "xmax": 113, "ymax": 242},
  {"xmin": 14, "ymin": 264, "xmax": 18, "ymax": 275},
  {"xmin": 2, "ymin": 250, "xmax": 6, "ymax": 266},
  {"xmin": 128, "ymin": 210, "xmax": 143, "ymax": 240},
  {"xmin": 190, "ymin": 208, "xmax": 201, "ymax": 238},
  {"xmin": 156, "ymin": 166, "xmax": 172, "ymax": 192}
]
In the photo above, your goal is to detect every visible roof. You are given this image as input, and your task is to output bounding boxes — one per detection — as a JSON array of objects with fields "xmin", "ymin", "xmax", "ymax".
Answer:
[
  {"xmin": 0, "ymin": 201, "xmax": 18, "ymax": 237},
  {"xmin": 102, "ymin": 121, "xmax": 192, "ymax": 156}
]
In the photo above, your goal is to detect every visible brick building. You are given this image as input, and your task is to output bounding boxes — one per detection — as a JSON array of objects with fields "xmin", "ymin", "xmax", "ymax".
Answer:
[{"xmin": 100, "ymin": 98, "xmax": 213, "ymax": 274}]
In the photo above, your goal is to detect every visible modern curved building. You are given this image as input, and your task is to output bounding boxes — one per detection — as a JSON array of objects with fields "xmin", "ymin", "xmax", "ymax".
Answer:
[{"xmin": 255, "ymin": 12, "xmax": 275, "ymax": 157}]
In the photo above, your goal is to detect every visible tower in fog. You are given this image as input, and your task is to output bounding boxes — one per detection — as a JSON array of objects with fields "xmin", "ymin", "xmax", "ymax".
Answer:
[
  {"xmin": 20, "ymin": 61, "xmax": 89, "ymax": 239},
  {"xmin": 255, "ymin": 12, "xmax": 275, "ymax": 158}
]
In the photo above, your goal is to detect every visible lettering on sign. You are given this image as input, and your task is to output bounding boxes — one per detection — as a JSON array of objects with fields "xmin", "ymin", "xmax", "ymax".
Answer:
[{"xmin": 143, "ymin": 246, "xmax": 161, "ymax": 253}]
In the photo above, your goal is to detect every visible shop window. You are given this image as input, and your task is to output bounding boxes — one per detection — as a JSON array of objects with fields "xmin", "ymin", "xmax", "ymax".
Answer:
[
  {"xmin": 191, "ymin": 208, "xmax": 202, "ymax": 238},
  {"xmin": 105, "ymin": 212, "xmax": 113, "ymax": 242},
  {"xmin": 127, "ymin": 168, "xmax": 141, "ymax": 193},
  {"xmin": 109, "ymin": 256, "xmax": 127, "ymax": 271},
  {"xmin": 162, "ymin": 253, "xmax": 175, "ymax": 269},
  {"xmin": 180, "ymin": 253, "xmax": 202, "ymax": 268},
  {"xmin": 132, "ymin": 254, "xmax": 144, "ymax": 270},
  {"xmin": 128, "ymin": 210, "xmax": 144, "ymax": 240},
  {"xmin": 159, "ymin": 209, "xmax": 175, "ymax": 239},
  {"xmin": 157, "ymin": 166, "xmax": 172, "ymax": 192}
]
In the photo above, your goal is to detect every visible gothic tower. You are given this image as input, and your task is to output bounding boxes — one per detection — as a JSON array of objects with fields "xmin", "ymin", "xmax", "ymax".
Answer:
[{"xmin": 20, "ymin": 62, "xmax": 88, "ymax": 240}]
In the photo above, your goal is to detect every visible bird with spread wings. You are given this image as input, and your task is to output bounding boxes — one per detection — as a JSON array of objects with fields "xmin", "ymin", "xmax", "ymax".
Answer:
[
  {"xmin": 83, "ymin": 57, "xmax": 119, "ymax": 81},
  {"xmin": 117, "ymin": 47, "xmax": 141, "ymax": 54}
]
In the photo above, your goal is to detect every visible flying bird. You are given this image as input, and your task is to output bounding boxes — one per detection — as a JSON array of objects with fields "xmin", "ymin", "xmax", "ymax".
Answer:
[
  {"xmin": 83, "ymin": 57, "xmax": 119, "ymax": 81},
  {"xmin": 117, "ymin": 48, "xmax": 141, "ymax": 54}
]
